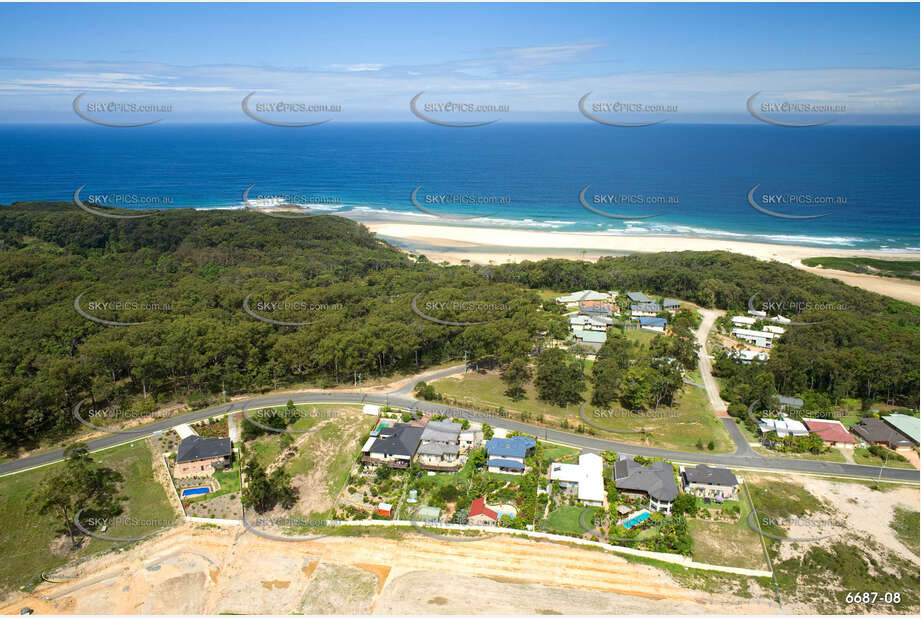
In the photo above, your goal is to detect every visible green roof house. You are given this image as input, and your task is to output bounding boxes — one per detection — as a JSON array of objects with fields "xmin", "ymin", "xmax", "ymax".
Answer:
[{"xmin": 882, "ymin": 414, "xmax": 920, "ymax": 446}]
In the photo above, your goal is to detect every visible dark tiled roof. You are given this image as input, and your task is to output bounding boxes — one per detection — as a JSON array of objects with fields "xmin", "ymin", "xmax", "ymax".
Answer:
[
  {"xmin": 851, "ymin": 418, "xmax": 913, "ymax": 448},
  {"xmin": 176, "ymin": 435, "xmax": 232, "ymax": 463},
  {"xmin": 614, "ymin": 459, "xmax": 678, "ymax": 502},
  {"xmin": 370, "ymin": 423, "xmax": 424, "ymax": 457},
  {"xmin": 682, "ymin": 464, "xmax": 738, "ymax": 487}
]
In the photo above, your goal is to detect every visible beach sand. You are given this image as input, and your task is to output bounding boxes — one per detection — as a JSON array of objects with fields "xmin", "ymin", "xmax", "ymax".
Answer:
[{"xmin": 366, "ymin": 222, "xmax": 920, "ymax": 305}]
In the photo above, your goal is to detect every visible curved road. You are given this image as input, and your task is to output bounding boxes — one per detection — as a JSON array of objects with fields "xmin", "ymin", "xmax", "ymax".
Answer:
[{"xmin": 1, "ymin": 365, "xmax": 917, "ymax": 483}]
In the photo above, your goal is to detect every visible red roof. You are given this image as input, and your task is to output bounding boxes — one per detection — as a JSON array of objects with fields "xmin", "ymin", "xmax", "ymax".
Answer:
[
  {"xmin": 803, "ymin": 419, "xmax": 856, "ymax": 444},
  {"xmin": 468, "ymin": 497, "xmax": 498, "ymax": 520}
]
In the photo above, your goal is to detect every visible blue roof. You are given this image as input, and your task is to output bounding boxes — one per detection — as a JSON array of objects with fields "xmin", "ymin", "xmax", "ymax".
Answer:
[
  {"xmin": 487, "ymin": 458, "xmax": 526, "ymax": 470},
  {"xmin": 485, "ymin": 435, "xmax": 536, "ymax": 459},
  {"xmin": 638, "ymin": 317, "xmax": 667, "ymax": 327}
]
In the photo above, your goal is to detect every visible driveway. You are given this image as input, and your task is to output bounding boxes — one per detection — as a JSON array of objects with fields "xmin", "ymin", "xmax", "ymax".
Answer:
[{"xmin": 695, "ymin": 308, "xmax": 729, "ymax": 416}]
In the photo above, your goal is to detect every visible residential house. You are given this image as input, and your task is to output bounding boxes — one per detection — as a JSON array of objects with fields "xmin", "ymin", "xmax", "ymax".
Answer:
[
  {"xmin": 731, "ymin": 315, "xmax": 757, "ymax": 327},
  {"xmin": 769, "ymin": 315, "xmax": 791, "ymax": 325},
  {"xmin": 458, "ymin": 424, "xmax": 483, "ymax": 452},
  {"xmin": 580, "ymin": 302, "xmax": 614, "ymax": 318},
  {"xmin": 802, "ymin": 419, "xmax": 857, "ymax": 448},
  {"xmin": 627, "ymin": 292, "xmax": 652, "ymax": 303},
  {"xmin": 730, "ymin": 349, "xmax": 769, "ymax": 364},
  {"xmin": 637, "ymin": 316, "xmax": 667, "ymax": 332},
  {"xmin": 758, "ymin": 414, "xmax": 808, "ymax": 438},
  {"xmin": 548, "ymin": 452, "xmax": 606, "ymax": 507},
  {"xmin": 663, "ymin": 298, "xmax": 681, "ymax": 312},
  {"xmin": 467, "ymin": 497, "xmax": 499, "ymax": 526},
  {"xmin": 631, "ymin": 302, "xmax": 662, "ymax": 317},
  {"xmin": 556, "ymin": 290, "xmax": 608, "ymax": 305},
  {"xmin": 762, "ymin": 325, "xmax": 786, "ymax": 335},
  {"xmin": 775, "ymin": 395, "xmax": 804, "ymax": 410},
  {"xmin": 882, "ymin": 414, "xmax": 920, "ymax": 447},
  {"xmin": 614, "ymin": 458, "xmax": 679, "ymax": 514},
  {"xmin": 851, "ymin": 418, "xmax": 914, "ymax": 452},
  {"xmin": 569, "ymin": 314, "xmax": 610, "ymax": 332},
  {"xmin": 417, "ymin": 420, "xmax": 463, "ymax": 471},
  {"xmin": 485, "ymin": 435, "xmax": 536, "ymax": 475},
  {"xmin": 681, "ymin": 464, "xmax": 739, "ymax": 500},
  {"xmin": 572, "ymin": 329, "xmax": 607, "ymax": 347},
  {"xmin": 377, "ymin": 502, "xmax": 392, "ymax": 517},
  {"xmin": 748, "ymin": 309, "xmax": 767, "ymax": 318},
  {"xmin": 174, "ymin": 436, "xmax": 233, "ymax": 478},
  {"xmin": 361, "ymin": 423, "xmax": 424, "ymax": 468},
  {"xmin": 731, "ymin": 328, "xmax": 774, "ymax": 348}
]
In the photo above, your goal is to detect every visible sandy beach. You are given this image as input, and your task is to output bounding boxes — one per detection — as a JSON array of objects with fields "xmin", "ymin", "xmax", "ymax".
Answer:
[{"xmin": 366, "ymin": 222, "xmax": 920, "ymax": 305}]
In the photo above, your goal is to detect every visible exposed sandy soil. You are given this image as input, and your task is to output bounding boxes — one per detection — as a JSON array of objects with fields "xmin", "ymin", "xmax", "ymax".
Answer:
[
  {"xmin": 781, "ymin": 477, "xmax": 920, "ymax": 566},
  {"xmin": 1, "ymin": 524, "xmax": 781, "ymax": 615}
]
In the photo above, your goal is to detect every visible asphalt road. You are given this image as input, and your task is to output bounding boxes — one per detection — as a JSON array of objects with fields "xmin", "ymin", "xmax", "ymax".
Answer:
[{"xmin": 2, "ymin": 365, "xmax": 918, "ymax": 483}]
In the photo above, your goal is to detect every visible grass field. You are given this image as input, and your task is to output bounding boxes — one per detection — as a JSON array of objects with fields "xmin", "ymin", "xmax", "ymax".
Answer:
[
  {"xmin": 0, "ymin": 440, "xmax": 175, "ymax": 594},
  {"xmin": 688, "ymin": 493, "xmax": 768, "ymax": 570},
  {"xmin": 246, "ymin": 404, "xmax": 346, "ymax": 469},
  {"xmin": 540, "ymin": 505, "xmax": 597, "ymax": 534},
  {"xmin": 801, "ymin": 256, "xmax": 920, "ymax": 280},
  {"xmin": 432, "ymin": 369, "xmax": 733, "ymax": 454},
  {"xmin": 890, "ymin": 507, "xmax": 920, "ymax": 554}
]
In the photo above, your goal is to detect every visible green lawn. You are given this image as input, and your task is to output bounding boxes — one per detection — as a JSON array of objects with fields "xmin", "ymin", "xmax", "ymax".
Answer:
[
  {"xmin": 540, "ymin": 442, "xmax": 581, "ymax": 463},
  {"xmin": 540, "ymin": 505, "xmax": 598, "ymax": 534},
  {"xmin": 853, "ymin": 447, "xmax": 917, "ymax": 469},
  {"xmin": 0, "ymin": 440, "xmax": 175, "ymax": 594},
  {"xmin": 432, "ymin": 369, "xmax": 733, "ymax": 454},
  {"xmin": 186, "ymin": 457, "xmax": 241, "ymax": 503}
]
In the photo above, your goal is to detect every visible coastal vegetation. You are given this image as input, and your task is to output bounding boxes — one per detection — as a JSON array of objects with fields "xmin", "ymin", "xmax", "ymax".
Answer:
[
  {"xmin": 801, "ymin": 256, "xmax": 920, "ymax": 281},
  {"xmin": 0, "ymin": 203, "xmax": 917, "ymax": 456}
]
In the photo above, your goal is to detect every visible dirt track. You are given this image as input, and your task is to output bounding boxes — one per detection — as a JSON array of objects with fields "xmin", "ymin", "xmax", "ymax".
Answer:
[{"xmin": 1, "ymin": 525, "xmax": 779, "ymax": 615}]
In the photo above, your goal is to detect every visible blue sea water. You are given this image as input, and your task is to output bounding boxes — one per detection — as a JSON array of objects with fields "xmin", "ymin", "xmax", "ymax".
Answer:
[{"xmin": 0, "ymin": 123, "xmax": 917, "ymax": 250}]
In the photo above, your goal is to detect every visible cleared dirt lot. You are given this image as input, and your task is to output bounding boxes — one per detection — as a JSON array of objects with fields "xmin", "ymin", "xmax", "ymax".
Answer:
[{"xmin": 1, "ymin": 524, "xmax": 779, "ymax": 615}]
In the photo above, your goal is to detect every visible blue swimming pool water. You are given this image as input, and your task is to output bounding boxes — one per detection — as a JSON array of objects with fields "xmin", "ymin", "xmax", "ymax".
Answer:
[
  {"xmin": 181, "ymin": 487, "xmax": 210, "ymax": 497},
  {"xmin": 623, "ymin": 511, "xmax": 650, "ymax": 529}
]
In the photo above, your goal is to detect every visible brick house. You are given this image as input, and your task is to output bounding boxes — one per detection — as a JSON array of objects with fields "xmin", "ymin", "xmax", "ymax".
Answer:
[{"xmin": 174, "ymin": 435, "xmax": 232, "ymax": 478}]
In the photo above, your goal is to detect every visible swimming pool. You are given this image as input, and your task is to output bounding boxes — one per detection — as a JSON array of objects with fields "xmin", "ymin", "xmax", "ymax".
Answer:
[
  {"xmin": 622, "ymin": 510, "xmax": 650, "ymax": 529},
  {"xmin": 181, "ymin": 487, "xmax": 211, "ymax": 497},
  {"xmin": 489, "ymin": 504, "xmax": 518, "ymax": 520}
]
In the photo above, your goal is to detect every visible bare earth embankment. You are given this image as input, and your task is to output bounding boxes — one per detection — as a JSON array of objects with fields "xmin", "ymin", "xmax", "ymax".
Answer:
[{"xmin": 1, "ymin": 526, "xmax": 778, "ymax": 615}]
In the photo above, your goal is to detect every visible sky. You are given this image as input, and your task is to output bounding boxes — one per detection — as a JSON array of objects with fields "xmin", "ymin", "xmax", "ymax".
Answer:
[{"xmin": 0, "ymin": 2, "xmax": 918, "ymax": 123}]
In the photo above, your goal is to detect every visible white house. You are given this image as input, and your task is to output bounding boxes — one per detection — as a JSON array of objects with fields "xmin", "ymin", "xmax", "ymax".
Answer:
[
  {"xmin": 548, "ymin": 453, "xmax": 606, "ymax": 507},
  {"xmin": 556, "ymin": 290, "xmax": 608, "ymax": 305},
  {"xmin": 748, "ymin": 309, "xmax": 767, "ymax": 318},
  {"xmin": 731, "ymin": 328, "xmax": 774, "ymax": 348},
  {"xmin": 758, "ymin": 414, "xmax": 808, "ymax": 438},
  {"xmin": 731, "ymin": 316, "xmax": 757, "ymax": 327},
  {"xmin": 731, "ymin": 349, "xmax": 769, "ymax": 364},
  {"xmin": 762, "ymin": 325, "xmax": 786, "ymax": 335},
  {"xmin": 769, "ymin": 315, "xmax": 791, "ymax": 325}
]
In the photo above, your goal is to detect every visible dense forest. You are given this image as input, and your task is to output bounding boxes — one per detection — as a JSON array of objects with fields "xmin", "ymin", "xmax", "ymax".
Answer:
[{"xmin": 0, "ymin": 203, "xmax": 917, "ymax": 453}]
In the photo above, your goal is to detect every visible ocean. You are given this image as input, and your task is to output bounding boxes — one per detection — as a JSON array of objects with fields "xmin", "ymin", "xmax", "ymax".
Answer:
[{"xmin": 0, "ymin": 123, "xmax": 917, "ymax": 251}]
